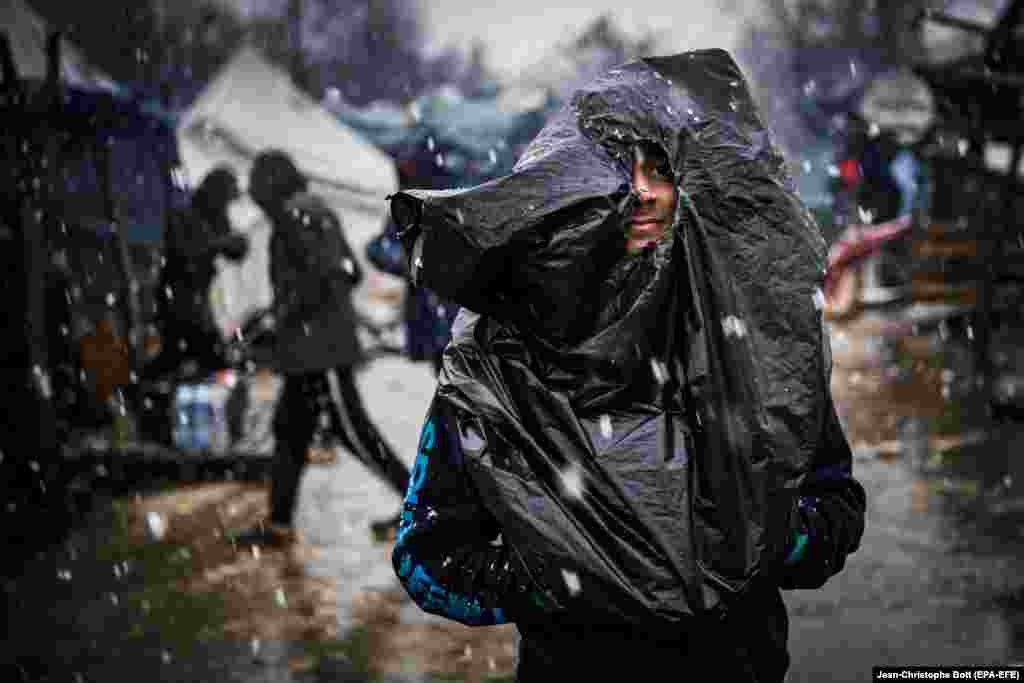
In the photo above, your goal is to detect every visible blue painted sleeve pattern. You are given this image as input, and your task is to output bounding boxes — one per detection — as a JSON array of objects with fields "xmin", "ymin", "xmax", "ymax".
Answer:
[{"xmin": 391, "ymin": 398, "xmax": 525, "ymax": 626}]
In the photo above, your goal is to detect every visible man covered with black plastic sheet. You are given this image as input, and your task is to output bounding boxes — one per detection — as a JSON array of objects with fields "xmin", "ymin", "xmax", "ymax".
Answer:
[{"xmin": 388, "ymin": 49, "xmax": 865, "ymax": 681}]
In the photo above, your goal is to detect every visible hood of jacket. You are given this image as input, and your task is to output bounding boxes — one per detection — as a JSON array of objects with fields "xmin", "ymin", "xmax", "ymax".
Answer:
[{"xmin": 389, "ymin": 49, "xmax": 833, "ymax": 620}]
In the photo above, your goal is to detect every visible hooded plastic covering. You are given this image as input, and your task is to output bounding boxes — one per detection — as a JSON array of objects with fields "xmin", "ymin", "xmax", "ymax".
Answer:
[{"xmin": 390, "ymin": 49, "xmax": 848, "ymax": 624}]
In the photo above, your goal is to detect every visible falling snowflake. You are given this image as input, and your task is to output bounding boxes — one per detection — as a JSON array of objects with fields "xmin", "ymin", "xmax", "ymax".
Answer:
[
  {"xmin": 649, "ymin": 358, "xmax": 669, "ymax": 385},
  {"xmin": 599, "ymin": 414, "xmax": 613, "ymax": 440},
  {"xmin": 559, "ymin": 464, "xmax": 585, "ymax": 500},
  {"xmin": 722, "ymin": 315, "xmax": 748, "ymax": 338},
  {"xmin": 32, "ymin": 366, "xmax": 52, "ymax": 399},
  {"xmin": 561, "ymin": 569, "xmax": 582, "ymax": 596},
  {"xmin": 144, "ymin": 511, "xmax": 167, "ymax": 541}
]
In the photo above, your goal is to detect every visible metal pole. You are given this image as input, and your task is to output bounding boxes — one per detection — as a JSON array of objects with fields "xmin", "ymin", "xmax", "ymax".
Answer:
[{"xmin": 288, "ymin": 0, "xmax": 305, "ymax": 90}]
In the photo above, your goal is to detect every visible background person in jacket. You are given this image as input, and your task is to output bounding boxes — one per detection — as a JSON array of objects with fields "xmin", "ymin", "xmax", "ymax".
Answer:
[
  {"xmin": 365, "ymin": 214, "xmax": 458, "ymax": 375},
  {"xmin": 235, "ymin": 149, "xmax": 411, "ymax": 547},
  {"xmin": 387, "ymin": 49, "xmax": 866, "ymax": 681},
  {"xmin": 144, "ymin": 165, "xmax": 249, "ymax": 380}
]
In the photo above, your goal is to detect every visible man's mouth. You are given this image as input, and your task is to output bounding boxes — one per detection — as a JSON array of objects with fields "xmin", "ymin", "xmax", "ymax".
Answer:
[{"xmin": 630, "ymin": 218, "xmax": 663, "ymax": 229}]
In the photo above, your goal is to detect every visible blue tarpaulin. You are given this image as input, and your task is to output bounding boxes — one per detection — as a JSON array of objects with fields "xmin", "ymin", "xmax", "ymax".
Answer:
[{"xmin": 327, "ymin": 85, "xmax": 555, "ymax": 186}]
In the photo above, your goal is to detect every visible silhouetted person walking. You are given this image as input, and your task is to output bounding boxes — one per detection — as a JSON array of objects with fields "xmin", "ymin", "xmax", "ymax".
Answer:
[
  {"xmin": 146, "ymin": 165, "xmax": 249, "ymax": 380},
  {"xmin": 238, "ymin": 150, "xmax": 410, "ymax": 546}
]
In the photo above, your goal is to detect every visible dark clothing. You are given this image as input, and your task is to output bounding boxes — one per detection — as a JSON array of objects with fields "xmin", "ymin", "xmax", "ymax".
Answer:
[
  {"xmin": 143, "ymin": 316, "xmax": 226, "ymax": 380},
  {"xmin": 270, "ymin": 366, "xmax": 410, "ymax": 525},
  {"xmin": 262, "ymin": 180, "xmax": 410, "ymax": 526},
  {"xmin": 149, "ymin": 201, "xmax": 246, "ymax": 378},
  {"xmin": 515, "ymin": 581, "xmax": 789, "ymax": 680},
  {"xmin": 158, "ymin": 206, "xmax": 235, "ymax": 335},
  {"xmin": 268, "ymin": 192, "xmax": 364, "ymax": 374},
  {"xmin": 389, "ymin": 49, "xmax": 865, "ymax": 679},
  {"xmin": 366, "ymin": 218, "xmax": 458, "ymax": 370}
]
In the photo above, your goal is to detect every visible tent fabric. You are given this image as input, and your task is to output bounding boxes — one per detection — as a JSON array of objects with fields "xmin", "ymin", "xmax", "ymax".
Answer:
[
  {"xmin": 326, "ymin": 85, "xmax": 553, "ymax": 185},
  {"xmin": 176, "ymin": 46, "xmax": 400, "ymax": 337},
  {"xmin": 2, "ymin": 0, "xmax": 185, "ymax": 245},
  {"xmin": 0, "ymin": 0, "xmax": 119, "ymax": 92},
  {"xmin": 390, "ymin": 49, "xmax": 863, "ymax": 625}
]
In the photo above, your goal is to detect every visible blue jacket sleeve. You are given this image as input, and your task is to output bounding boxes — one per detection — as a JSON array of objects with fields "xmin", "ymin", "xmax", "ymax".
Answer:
[
  {"xmin": 780, "ymin": 396, "xmax": 866, "ymax": 589},
  {"xmin": 392, "ymin": 396, "xmax": 545, "ymax": 626}
]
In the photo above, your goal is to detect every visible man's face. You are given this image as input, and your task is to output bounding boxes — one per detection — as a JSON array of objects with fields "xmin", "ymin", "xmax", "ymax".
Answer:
[{"xmin": 627, "ymin": 143, "xmax": 677, "ymax": 253}]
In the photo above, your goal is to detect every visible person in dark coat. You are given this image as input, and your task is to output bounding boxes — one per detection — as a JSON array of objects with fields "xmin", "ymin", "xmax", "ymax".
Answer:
[
  {"xmin": 386, "ymin": 49, "xmax": 866, "ymax": 681},
  {"xmin": 145, "ymin": 165, "xmax": 249, "ymax": 380},
  {"xmin": 365, "ymin": 214, "xmax": 458, "ymax": 374},
  {"xmin": 237, "ymin": 149, "xmax": 411, "ymax": 546}
]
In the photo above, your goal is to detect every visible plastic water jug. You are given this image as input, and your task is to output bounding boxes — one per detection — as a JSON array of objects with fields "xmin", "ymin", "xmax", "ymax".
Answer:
[{"xmin": 173, "ymin": 382, "xmax": 231, "ymax": 455}]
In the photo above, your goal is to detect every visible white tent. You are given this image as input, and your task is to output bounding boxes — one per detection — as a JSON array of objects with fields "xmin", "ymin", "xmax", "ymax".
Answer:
[
  {"xmin": 176, "ymin": 45, "xmax": 402, "ymax": 337},
  {"xmin": 0, "ymin": 0, "xmax": 119, "ymax": 91}
]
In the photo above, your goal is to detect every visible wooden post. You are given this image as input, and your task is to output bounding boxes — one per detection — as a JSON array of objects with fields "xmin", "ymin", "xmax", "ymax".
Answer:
[
  {"xmin": 94, "ymin": 123, "xmax": 143, "ymax": 375},
  {"xmin": 20, "ymin": 32, "xmax": 66, "ymax": 458}
]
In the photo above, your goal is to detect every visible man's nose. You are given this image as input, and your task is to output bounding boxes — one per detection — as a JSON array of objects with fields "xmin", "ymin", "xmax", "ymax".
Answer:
[{"xmin": 632, "ymin": 167, "xmax": 653, "ymax": 199}]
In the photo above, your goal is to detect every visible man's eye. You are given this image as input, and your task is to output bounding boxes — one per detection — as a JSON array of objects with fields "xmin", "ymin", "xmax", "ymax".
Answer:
[{"xmin": 654, "ymin": 161, "xmax": 672, "ymax": 178}]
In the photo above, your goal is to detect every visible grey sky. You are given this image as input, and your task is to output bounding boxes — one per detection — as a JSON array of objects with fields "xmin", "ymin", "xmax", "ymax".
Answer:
[{"xmin": 417, "ymin": 0, "xmax": 757, "ymax": 79}]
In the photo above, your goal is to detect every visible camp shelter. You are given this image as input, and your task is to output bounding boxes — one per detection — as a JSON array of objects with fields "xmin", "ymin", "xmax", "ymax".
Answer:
[
  {"xmin": 176, "ymin": 46, "xmax": 400, "ymax": 337},
  {"xmin": 1, "ymin": 0, "xmax": 186, "ymax": 446},
  {"xmin": 0, "ymin": 0, "xmax": 119, "ymax": 92}
]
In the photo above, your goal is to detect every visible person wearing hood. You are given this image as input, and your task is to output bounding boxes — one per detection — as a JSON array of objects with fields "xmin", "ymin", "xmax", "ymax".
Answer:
[
  {"xmin": 145, "ymin": 165, "xmax": 249, "ymax": 380},
  {"xmin": 387, "ymin": 49, "xmax": 866, "ymax": 680},
  {"xmin": 235, "ymin": 149, "xmax": 411, "ymax": 546}
]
